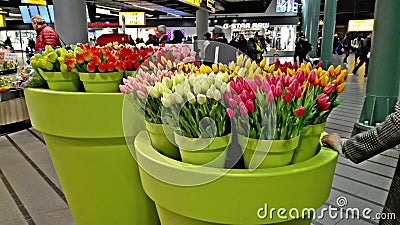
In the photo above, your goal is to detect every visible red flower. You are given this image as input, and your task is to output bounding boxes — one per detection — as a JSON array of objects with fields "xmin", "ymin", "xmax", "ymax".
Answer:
[
  {"xmin": 295, "ymin": 106, "xmax": 305, "ymax": 117},
  {"xmin": 283, "ymin": 90, "xmax": 292, "ymax": 103},
  {"xmin": 308, "ymin": 70, "xmax": 316, "ymax": 83},
  {"xmin": 245, "ymin": 99, "xmax": 255, "ymax": 112},
  {"xmin": 316, "ymin": 61, "xmax": 323, "ymax": 68},
  {"xmin": 76, "ymin": 53, "xmax": 85, "ymax": 64},
  {"xmin": 323, "ymin": 85, "xmax": 336, "ymax": 95},
  {"xmin": 317, "ymin": 94, "xmax": 329, "ymax": 105},
  {"xmin": 87, "ymin": 62, "xmax": 96, "ymax": 73},
  {"xmin": 226, "ymin": 108, "xmax": 236, "ymax": 118},
  {"xmin": 107, "ymin": 62, "xmax": 115, "ymax": 72},
  {"xmin": 98, "ymin": 62, "xmax": 107, "ymax": 73},
  {"xmin": 320, "ymin": 102, "xmax": 331, "ymax": 111}
]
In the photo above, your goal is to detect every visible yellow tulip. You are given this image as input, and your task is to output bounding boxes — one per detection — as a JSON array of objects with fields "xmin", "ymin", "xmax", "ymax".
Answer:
[
  {"xmin": 212, "ymin": 64, "xmax": 218, "ymax": 73},
  {"xmin": 340, "ymin": 70, "xmax": 349, "ymax": 80},
  {"xmin": 245, "ymin": 58, "xmax": 252, "ymax": 69},
  {"xmin": 287, "ymin": 68, "xmax": 294, "ymax": 76},
  {"xmin": 335, "ymin": 74, "xmax": 345, "ymax": 85},
  {"xmin": 334, "ymin": 65, "xmax": 342, "ymax": 76},
  {"xmin": 336, "ymin": 83, "xmax": 345, "ymax": 93},
  {"xmin": 306, "ymin": 62, "xmax": 312, "ymax": 70},
  {"xmin": 268, "ymin": 64, "xmax": 275, "ymax": 73},
  {"xmin": 259, "ymin": 58, "xmax": 266, "ymax": 68},
  {"xmin": 237, "ymin": 54, "xmax": 244, "ymax": 66},
  {"xmin": 327, "ymin": 65, "xmax": 335, "ymax": 76},
  {"xmin": 320, "ymin": 74, "xmax": 329, "ymax": 86},
  {"xmin": 60, "ymin": 63, "xmax": 68, "ymax": 72},
  {"xmin": 300, "ymin": 63, "xmax": 306, "ymax": 69}
]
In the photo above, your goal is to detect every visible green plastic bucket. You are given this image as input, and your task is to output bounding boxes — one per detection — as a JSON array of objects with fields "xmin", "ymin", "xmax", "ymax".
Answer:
[
  {"xmin": 291, "ymin": 123, "xmax": 326, "ymax": 164},
  {"xmin": 239, "ymin": 135, "xmax": 300, "ymax": 169},
  {"xmin": 39, "ymin": 70, "xmax": 81, "ymax": 92},
  {"xmin": 79, "ymin": 72, "xmax": 123, "ymax": 93},
  {"xmin": 145, "ymin": 121, "xmax": 180, "ymax": 160},
  {"xmin": 175, "ymin": 133, "xmax": 231, "ymax": 168}
]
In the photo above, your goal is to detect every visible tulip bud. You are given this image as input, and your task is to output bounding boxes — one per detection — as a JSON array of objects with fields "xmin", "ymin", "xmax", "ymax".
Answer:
[
  {"xmin": 295, "ymin": 106, "xmax": 305, "ymax": 117},
  {"xmin": 334, "ymin": 65, "xmax": 342, "ymax": 76},
  {"xmin": 259, "ymin": 58, "xmax": 266, "ymax": 68},
  {"xmin": 317, "ymin": 94, "xmax": 329, "ymax": 105},
  {"xmin": 323, "ymin": 84, "xmax": 335, "ymax": 95},
  {"xmin": 266, "ymin": 91, "xmax": 274, "ymax": 103},
  {"xmin": 187, "ymin": 92, "xmax": 196, "ymax": 104},
  {"xmin": 245, "ymin": 58, "xmax": 252, "ymax": 69},
  {"xmin": 245, "ymin": 99, "xmax": 255, "ymax": 112},
  {"xmin": 226, "ymin": 108, "xmax": 236, "ymax": 118},
  {"xmin": 336, "ymin": 83, "xmax": 345, "ymax": 93},
  {"xmin": 283, "ymin": 90, "xmax": 292, "ymax": 103},
  {"xmin": 273, "ymin": 85, "xmax": 283, "ymax": 98},
  {"xmin": 327, "ymin": 65, "xmax": 335, "ymax": 76},
  {"xmin": 239, "ymin": 103, "xmax": 248, "ymax": 116},
  {"xmin": 237, "ymin": 54, "xmax": 244, "ymax": 66},
  {"xmin": 294, "ymin": 88, "xmax": 302, "ymax": 99},
  {"xmin": 254, "ymin": 75, "xmax": 262, "ymax": 86},
  {"xmin": 320, "ymin": 102, "xmax": 331, "ymax": 111},
  {"xmin": 197, "ymin": 94, "xmax": 207, "ymax": 105},
  {"xmin": 161, "ymin": 97, "xmax": 171, "ymax": 107}
]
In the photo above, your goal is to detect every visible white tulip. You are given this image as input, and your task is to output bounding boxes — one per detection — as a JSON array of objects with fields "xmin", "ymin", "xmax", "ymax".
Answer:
[
  {"xmin": 197, "ymin": 94, "xmax": 207, "ymax": 105},
  {"xmin": 214, "ymin": 90, "xmax": 222, "ymax": 101}
]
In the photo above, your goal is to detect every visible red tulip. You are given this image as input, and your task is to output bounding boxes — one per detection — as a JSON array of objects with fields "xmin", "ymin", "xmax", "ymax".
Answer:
[
  {"xmin": 107, "ymin": 62, "xmax": 115, "ymax": 72},
  {"xmin": 245, "ymin": 99, "xmax": 255, "ymax": 112},
  {"xmin": 283, "ymin": 90, "xmax": 292, "ymax": 103},
  {"xmin": 317, "ymin": 94, "xmax": 329, "ymax": 105},
  {"xmin": 254, "ymin": 75, "xmax": 262, "ymax": 86},
  {"xmin": 76, "ymin": 53, "xmax": 85, "ymax": 64},
  {"xmin": 273, "ymin": 85, "xmax": 283, "ymax": 98},
  {"xmin": 87, "ymin": 62, "xmax": 96, "ymax": 73},
  {"xmin": 249, "ymin": 91, "xmax": 256, "ymax": 100},
  {"xmin": 98, "ymin": 62, "xmax": 107, "ymax": 73},
  {"xmin": 294, "ymin": 88, "xmax": 302, "ymax": 99},
  {"xmin": 295, "ymin": 106, "xmax": 305, "ymax": 117},
  {"xmin": 284, "ymin": 75, "xmax": 291, "ymax": 87},
  {"xmin": 240, "ymin": 91, "xmax": 250, "ymax": 102},
  {"xmin": 296, "ymin": 70, "xmax": 305, "ymax": 83},
  {"xmin": 316, "ymin": 61, "xmax": 323, "ymax": 68},
  {"xmin": 308, "ymin": 70, "xmax": 316, "ymax": 83},
  {"xmin": 292, "ymin": 62, "xmax": 299, "ymax": 70},
  {"xmin": 320, "ymin": 102, "xmax": 331, "ymax": 111},
  {"xmin": 239, "ymin": 102, "xmax": 248, "ymax": 116}
]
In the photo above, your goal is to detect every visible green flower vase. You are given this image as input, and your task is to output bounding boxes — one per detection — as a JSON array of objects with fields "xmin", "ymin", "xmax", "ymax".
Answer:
[
  {"xmin": 174, "ymin": 133, "xmax": 231, "ymax": 168},
  {"xmin": 239, "ymin": 135, "xmax": 300, "ymax": 169},
  {"xmin": 79, "ymin": 72, "xmax": 123, "ymax": 93},
  {"xmin": 291, "ymin": 123, "xmax": 326, "ymax": 164},
  {"xmin": 145, "ymin": 121, "xmax": 180, "ymax": 160},
  {"xmin": 124, "ymin": 70, "xmax": 137, "ymax": 78},
  {"xmin": 38, "ymin": 69, "xmax": 81, "ymax": 92}
]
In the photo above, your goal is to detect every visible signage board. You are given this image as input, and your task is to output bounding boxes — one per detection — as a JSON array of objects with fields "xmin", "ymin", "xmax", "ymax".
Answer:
[
  {"xmin": 119, "ymin": 12, "xmax": 145, "ymax": 26},
  {"xmin": 0, "ymin": 15, "xmax": 4, "ymax": 28},
  {"xmin": 276, "ymin": 0, "xmax": 297, "ymax": 13},
  {"xmin": 207, "ymin": 0, "xmax": 215, "ymax": 13},
  {"xmin": 21, "ymin": 0, "xmax": 47, "ymax": 5},
  {"xmin": 223, "ymin": 23, "xmax": 270, "ymax": 30},
  {"xmin": 180, "ymin": 0, "xmax": 201, "ymax": 7},
  {"xmin": 348, "ymin": 19, "xmax": 374, "ymax": 32},
  {"xmin": 4, "ymin": 53, "xmax": 18, "ymax": 62}
]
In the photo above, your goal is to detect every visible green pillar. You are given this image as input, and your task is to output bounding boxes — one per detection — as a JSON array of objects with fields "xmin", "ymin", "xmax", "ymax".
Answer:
[
  {"xmin": 355, "ymin": 0, "xmax": 400, "ymax": 130},
  {"xmin": 304, "ymin": 0, "xmax": 321, "ymax": 58},
  {"xmin": 301, "ymin": 1, "xmax": 309, "ymax": 33},
  {"xmin": 320, "ymin": 0, "xmax": 337, "ymax": 69}
]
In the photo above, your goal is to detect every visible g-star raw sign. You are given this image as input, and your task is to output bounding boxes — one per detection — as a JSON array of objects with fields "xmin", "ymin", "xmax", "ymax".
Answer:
[{"xmin": 223, "ymin": 23, "xmax": 270, "ymax": 30}]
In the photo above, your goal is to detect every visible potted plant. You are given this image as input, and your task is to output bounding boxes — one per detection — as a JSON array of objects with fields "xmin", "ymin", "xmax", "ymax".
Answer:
[{"xmin": 30, "ymin": 45, "xmax": 81, "ymax": 92}]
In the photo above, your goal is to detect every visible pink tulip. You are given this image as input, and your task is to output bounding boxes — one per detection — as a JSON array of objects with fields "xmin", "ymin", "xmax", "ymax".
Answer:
[
  {"xmin": 183, "ymin": 57, "xmax": 195, "ymax": 63},
  {"xmin": 245, "ymin": 99, "xmax": 255, "ymax": 112},
  {"xmin": 308, "ymin": 70, "xmax": 316, "ymax": 83},
  {"xmin": 243, "ymin": 80, "xmax": 253, "ymax": 92},
  {"xmin": 254, "ymin": 75, "xmax": 262, "ymax": 86},
  {"xmin": 288, "ymin": 79, "xmax": 298, "ymax": 93},
  {"xmin": 119, "ymin": 85, "xmax": 129, "ymax": 94},
  {"xmin": 233, "ymin": 94, "xmax": 242, "ymax": 103},
  {"xmin": 320, "ymin": 102, "xmax": 331, "ymax": 111},
  {"xmin": 240, "ymin": 91, "xmax": 250, "ymax": 102},
  {"xmin": 296, "ymin": 70, "xmax": 305, "ymax": 83},
  {"xmin": 239, "ymin": 104, "xmax": 248, "ymax": 116},
  {"xmin": 247, "ymin": 80, "xmax": 257, "ymax": 92},
  {"xmin": 284, "ymin": 75, "xmax": 291, "ymax": 87},
  {"xmin": 224, "ymin": 91, "xmax": 232, "ymax": 102},
  {"xmin": 317, "ymin": 94, "xmax": 329, "ymax": 105},
  {"xmin": 323, "ymin": 85, "xmax": 336, "ymax": 95},
  {"xmin": 266, "ymin": 91, "xmax": 274, "ymax": 103},
  {"xmin": 236, "ymin": 81, "xmax": 243, "ymax": 93},
  {"xmin": 230, "ymin": 82, "xmax": 239, "ymax": 94},
  {"xmin": 295, "ymin": 106, "xmax": 305, "ymax": 117},
  {"xmin": 261, "ymin": 79, "xmax": 271, "ymax": 93},
  {"xmin": 137, "ymin": 90, "xmax": 147, "ymax": 100},
  {"xmin": 228, "ymin": 98, "xmax": 237, "ymax": 108},
  {"xmin": 249, "ymin": 91, "xmax": 256, "ymax": 100},
  {"xmin": 226, "ymin": 108, "xmax": 236, "ymax": 118},
  {"xmin": 294, "ymin": 88, "xmax": 302, "ymax": 99},
  {"xmin": 283, "ymin": 90, "xmax": 292, "ymax": 103}
]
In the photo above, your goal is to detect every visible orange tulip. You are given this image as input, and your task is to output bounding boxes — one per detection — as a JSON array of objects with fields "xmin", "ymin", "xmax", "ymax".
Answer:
[
  {"xmin": 268, "ymin": 64, "xmax": 275, "ymax": 73},
  {"xmin": 340, "ymin": 70, "xmax": 349, "ymax": 80},
  {"xmin": 335, "ymin": 74, "xmax": 345, "ymax": 85},
  {"xmin": 320, "ymin": 74, "xmax": 329, "ymax": 86},
  {"xmin": 306, "ymin": 62, "xmax": 313, "ymax": 71},
  {"xmin": 336, "ymin": 83, "xmax": 345, "ymax": 93},
  {"xmin": 300, "ymin": 63, "xmax": 306, "ymax": 69}
]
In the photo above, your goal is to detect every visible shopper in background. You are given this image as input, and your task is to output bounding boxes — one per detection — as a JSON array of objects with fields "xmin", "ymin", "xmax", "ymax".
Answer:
[
  {"xmin": 204, "ymin": 32, "xmax": 212, "ymax": 41},
  {"xmin": 31, "ymin": 15, "xmax": 61, "ymax": 51},
  {"xmin": 342, "ymin": 33, "xmax": 352, "ymax": 64},
  {"xmin": 294, "ymin": 32, "xmax": 312, "ymax": 64},
  {"xmin": 247, "ymin": 32, "xmax": 263, "ymax": 63},
  {"xmin": 171, "ymin": 30, "xmax": 185, "ymax": 44},
  {"xmin": 352, "ymin": 33, "xmax": 371, "ymax": 77},
  {"xmin": 156, "ymin": 25, "xmax": 170, "ymax": 45},
  {"xmin": 229, "ymin": 34, "xmax": 239, "ymax": 48},
  {"xmin": 145, "ymin": 34, "xmax": 158, "ymax": 46},
  {"xmin": 322, "ymin": 102, "xmax": 400, "ymax": 225},
  {"xmin": 332, "ymin": 33, "xmax": 339, "ymax": 54},
  {"xmin": 237, "ymin": 34, "xmax": 248, "ymax": 54},
  {"xmin": 204, "ymin": 25, "xmax": 235, "ymax": 65}
]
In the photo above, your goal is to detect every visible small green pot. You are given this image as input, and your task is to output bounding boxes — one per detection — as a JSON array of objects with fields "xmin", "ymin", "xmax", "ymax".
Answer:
[
  {"xmin": 124, "ymin": 70, "xmax": 137, "ymax": 78},
  {"xmin": 174, "ymin": 133, "xmax": 231, "ymax": 168},
  {"xmin": 291, "ymin": 123, "xmax": 326, "ymax": 164},
  {"xmin": 145, "ymin": 121, "xmax": 180, "ymax": 160},
  {"xmin": 239, "ymin": 135, "xmax": 300, "ymax": 169},
  {"xmin": 39, "ymin": 70, "xmax": 81, "ymax": 92},
  {"xmin": 79, "ymin": 72, "xmax": 123, "ymax": 93}
]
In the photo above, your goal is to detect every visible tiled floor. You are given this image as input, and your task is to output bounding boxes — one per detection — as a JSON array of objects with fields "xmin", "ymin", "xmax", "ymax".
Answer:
[{"xmin": 0, "ymin": 54, "xmax": 398, "ymax": 225}]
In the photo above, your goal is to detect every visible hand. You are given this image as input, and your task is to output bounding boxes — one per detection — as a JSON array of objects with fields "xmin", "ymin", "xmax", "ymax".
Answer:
[{"xmin": 321, "ymin": 133, "xmax": 342, "ymax": 149}]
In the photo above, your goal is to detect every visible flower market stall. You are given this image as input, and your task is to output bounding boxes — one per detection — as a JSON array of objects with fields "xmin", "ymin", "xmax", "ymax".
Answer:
[{"xmin": 25, "ymin": 42, "xmax": 348, "ymax": 225}]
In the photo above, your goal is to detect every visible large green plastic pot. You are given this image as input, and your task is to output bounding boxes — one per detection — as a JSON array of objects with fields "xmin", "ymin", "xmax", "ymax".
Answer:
[
  {"xmin": 239, "ymin": 135, "xmax": 300, "ymax": 169},
  {"xmin": 175, "ymin": 133, "xmax": 231, "ymax": 168},
  {"xmin": 79, "ymin": 72, "xmax": 123, "ymax": 93},
  {"xmin": 135, "ymin": 131, "xmax": 338, "ymax": 224},
  {"xmin": 145, "ymin": 121, "xmax": 180, "ymax": 160},
  {"xmin": 291, "ymin": 123, "xmax": 326, "ymax": 164},
  {"xmin": 39, "ymin": 70, "xmax": 82, "ymax": 92},
  {"xmin": 24, "ymin": 88, "xmax": 159, "ymax": 225}
]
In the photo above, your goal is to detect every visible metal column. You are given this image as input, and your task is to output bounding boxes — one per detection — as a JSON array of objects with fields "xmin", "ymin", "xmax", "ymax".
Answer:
[{"xmin": 320, "ymin": 0, "xmax": 337, "ymax": 69}]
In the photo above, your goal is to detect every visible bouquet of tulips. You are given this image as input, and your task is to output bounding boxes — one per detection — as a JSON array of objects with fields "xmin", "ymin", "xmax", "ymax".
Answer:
[
  {"xmin": 161, "ymin": 73, "xmax": 230, "ymax": 138},
  {"xmin": 30, "ymin": 45, "xmax": 75, "ymax": 73}
]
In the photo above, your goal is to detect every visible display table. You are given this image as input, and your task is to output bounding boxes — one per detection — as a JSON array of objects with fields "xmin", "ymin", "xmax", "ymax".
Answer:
[
  {"xmin": 24, "ymin": 88, "xmax": 159, "ymax": 225},
  {"xmin": 0, "ymin": 88, "xmax": 29, "ymax": 127}
]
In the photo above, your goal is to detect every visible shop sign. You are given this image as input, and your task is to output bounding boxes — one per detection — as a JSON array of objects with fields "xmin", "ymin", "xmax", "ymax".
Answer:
[
  {"xmin": 119, "ymin": 12, "xmax": 146, "ymax": 26},
  {"xmin": 0, "ymin": 15, "xmax": 4, "ymax": 28},
  {"xmin": 88, "ymin": 22, "xmax": 119, "ymax": 28},
  {"xmin": 207, "ymin": 0, "xmax": 215, "ymax": 13},
  {"xmin": 223, "ymin": 23, "xmax": 270, "ymax": 30},
  {"xmin": 4, "ymin": 53, "xmax": 18, "ymax": 62},
  {"xmin": 180, "ymin": 0, "xmax": 201, "ymax": 7},
  {"xmin": 348, "ymin": 19, "xmax": 374, "ymax": 32},
  {"xmin": 21, "ymin": 0, "xmax": 47, "ymax": 5}
]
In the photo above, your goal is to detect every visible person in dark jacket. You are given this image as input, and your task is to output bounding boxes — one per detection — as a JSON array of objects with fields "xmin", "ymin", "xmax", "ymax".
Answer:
[
  {"xmin": 322, "ymin": 101, "xmax": 400, "ymax": 225},
  {"xmin": 352, "ymin": 33, "xmax": 371, "ymax": 77},
  {"xmin": 204, "ymin": 26, "xmax": 236, "ymax": 65},
  {"xmin": 294, "ymin": 32, "xmax": 312, "ymax": 64},
  {"xmin": 156, "ymin": 25, "xmax": 170, "ymax": 45},
  {"xmin": 145, "ymin": 34, "xmax": 158, "ymax": 46},
  {"xmin": 31, "ymin": 15, "xmax": 61, "ymax": 51},
  {"xmin": 237, "ymin": 34, "xmax": 248, "ymax": 54},
  {"xmin": 247, "ymin": 33, "xmax": 263, "ymax": 63},
  {"xmin": 342, "ymin": 33, "xmax": 352, "ymax": 64},
  {"xmin": 171, "ymin": 30, "xmax": 184, "ymax": 44}
]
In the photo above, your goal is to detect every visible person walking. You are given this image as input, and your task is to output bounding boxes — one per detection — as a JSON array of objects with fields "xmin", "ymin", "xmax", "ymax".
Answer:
[
  {"xmin": 322, "ymin": 101, "xmax": 400, "ymax": 225},
  {"xmin": 352, "ymin": 33, "xmax": 371, "ymax": 77},
  {"xmin": 31, "ymin": 15, "xmax": 61, "ymax": 51},
  {"xmin": 294, "ymin": 32, "xmax": 312, "ymax": 64},
  {"xmin": 237, "ymin": 34, "xmax": 248, "ymax": 54},
  {"xmin": 247, "ymin": 32, "xmax": 264, "ymax": 63},
  {"xmin": 156, "ymin": 25, "xmax": 170, "ymax": 45},
  {"xmin": 342, "ymin": 33, "xmax": 352, "ymax": 64}
]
